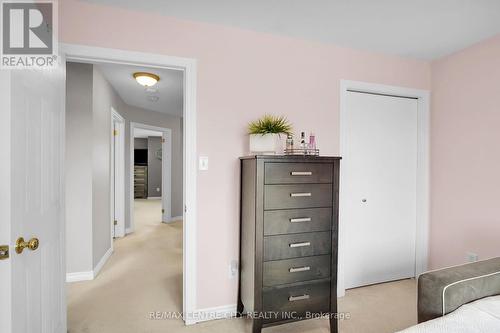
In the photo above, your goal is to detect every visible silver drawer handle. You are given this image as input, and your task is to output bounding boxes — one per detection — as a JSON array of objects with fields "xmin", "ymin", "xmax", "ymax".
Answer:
[
  {"xmin": 291, "ymin": 171, "xmax": 312, "ymax": 176},
  {"xmin": 289, "ymin": 294, "xmax": 310, "ymax": 302},
  {"xmin": 289, "ymin": 266, "xmax": 310, "ymax": 273},
  {"xmin": 290, "ymin": 192, "xmax": 311, "ymax": 197},
  {"xmin": 289, "ymin": 241, "xmax": 310, "ymax": 248},
  {"xmin": 290, "ymin": 217, "xmax": 311, "ymax": 223}
]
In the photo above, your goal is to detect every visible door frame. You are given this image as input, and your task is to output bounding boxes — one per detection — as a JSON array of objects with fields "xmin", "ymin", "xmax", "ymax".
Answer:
[
  {"xmin": 111, "ymin": 108, "xmax": 126, "ymax": 239},
  {"xmin": 130, "ymin": 122, "xmax": 173, "ymax": 227},
  {"xmin": 0, "ymin": 68, "xmax": 12, "ymax": 333},
  {"xmin": 338, "ymin": 80, "xmax": 430, "ymax": 297},
  {"xmin": 61, "ymin": 43, "xmax": 198, "ymax": 324}
]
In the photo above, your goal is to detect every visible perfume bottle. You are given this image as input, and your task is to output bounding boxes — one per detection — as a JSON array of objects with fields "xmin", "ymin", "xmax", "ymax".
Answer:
[{"xmin": 308, "ymin": 132, "xmax": 316, "ymax": 150}]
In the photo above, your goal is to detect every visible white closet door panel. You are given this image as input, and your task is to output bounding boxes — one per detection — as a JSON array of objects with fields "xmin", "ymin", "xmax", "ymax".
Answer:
[{"xmin": 344, "ymin": 91, "xmax": 417, "ymax": 289}]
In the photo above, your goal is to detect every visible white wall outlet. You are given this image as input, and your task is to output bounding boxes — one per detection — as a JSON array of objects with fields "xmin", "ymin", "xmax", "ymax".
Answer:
[
  {"xmin": 156, "ymin": 187, "xmax": 160, "ymax": 192},
  {"xmin": 199, "ymin": 156, "xmax": 209, "ymax": 171},
  {"xmin": 466, "ymin": 252, "xmax": 479, "ymax": 263},
  {"xmin": 229, "ymin": 260, "xmax": 238, "ymax": 279}
]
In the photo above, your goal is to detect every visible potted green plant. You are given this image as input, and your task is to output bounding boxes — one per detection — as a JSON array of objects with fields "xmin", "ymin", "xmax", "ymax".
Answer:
[{"xmin": 248, "ymin": 115, "xmax": 292, "ymax": 154}]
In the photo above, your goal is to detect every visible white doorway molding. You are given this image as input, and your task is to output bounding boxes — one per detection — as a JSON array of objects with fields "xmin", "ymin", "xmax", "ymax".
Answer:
[
  {"xmin": 111, "ymin": 108, "xmax": 126, "ymax": 239},
  {"xmin": 61, "ymin": 44, "xmax": 198, "ymax": 324},
  {"xmin": 130, "ymin": 122, "xmax": 172, "ymax": 226},
  {"xmin": 339, "ymin": 80, "xmax": 430, "ymax": 297}
]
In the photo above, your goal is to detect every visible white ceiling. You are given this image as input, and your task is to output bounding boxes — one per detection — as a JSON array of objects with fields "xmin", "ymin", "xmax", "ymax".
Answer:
[
  {"xmin": 96, "ymin": 62, "xmax": 183, "ymax": 116},
  {"xmin": 134, "ymin": 128, "xmax": 163, "ymax": 138},
  {"xmin": 85, "ymin": 0, "xmax": 500, "ymax": 60}
]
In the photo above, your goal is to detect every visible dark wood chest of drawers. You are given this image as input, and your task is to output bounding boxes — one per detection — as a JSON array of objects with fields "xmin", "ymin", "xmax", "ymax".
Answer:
[{"xmin": 238, "ymin": 155, "xmax": 340, "ymax": 333}]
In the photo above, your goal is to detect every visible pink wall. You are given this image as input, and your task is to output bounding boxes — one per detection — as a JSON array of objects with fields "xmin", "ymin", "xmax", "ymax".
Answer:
[
  {"xmin": 430, "ymin": 35, "xmax": 500, "ymax": 269},
  {"xmin": 60, "ymin": 0, "xmax": 430, "ymax": 309}
]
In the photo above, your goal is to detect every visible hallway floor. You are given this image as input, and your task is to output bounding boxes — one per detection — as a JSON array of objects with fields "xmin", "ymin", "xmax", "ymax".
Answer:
[
  {"xmin": 67, "ymin": 199, "xmax": 183, "ymax": 333},
  {"xmin": 67, "ymin": 199, "xmax": 417, "ymax": 333}
]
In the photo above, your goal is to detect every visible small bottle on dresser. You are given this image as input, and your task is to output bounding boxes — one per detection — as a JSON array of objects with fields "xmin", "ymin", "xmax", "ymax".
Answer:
[
  {"xmin": 308, "ymin": 132, "xmax": 316, "ymax": 150},
  {"xmin": 286, "ymin": 134, "xmax": 294, "ymax": 151},
  {"xmin": 300, "ymin": 132, "xmax": 306, "ymax": 149}
]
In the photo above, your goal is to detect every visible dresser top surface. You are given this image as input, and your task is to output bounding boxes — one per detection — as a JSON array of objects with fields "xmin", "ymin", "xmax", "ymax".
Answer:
[{"xmin": 239, "ymin": 155, "xmax": 341, "ymax": 161}]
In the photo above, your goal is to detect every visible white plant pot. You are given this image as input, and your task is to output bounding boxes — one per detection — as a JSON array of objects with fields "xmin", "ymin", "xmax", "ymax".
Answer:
[{"xmin": 249, "ymin": 134, "xmax": 282, "ymax": 154}]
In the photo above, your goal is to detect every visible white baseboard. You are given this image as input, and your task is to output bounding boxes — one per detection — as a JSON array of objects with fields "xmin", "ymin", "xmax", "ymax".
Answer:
[
  {"xmin": 147, "ymin": 196, "xmax": 161, "ymax": 200},
  {"xmin": 66, "ymin": 271, "xmax": 93, "ymax": 283},
  {"xmin": 185, "ymin": 304, "xmax": 237, "ymax": 325},
  {"xmin": 125, "ymin": 227, "xmax": 133, "ymax": 234},
  {"xmin": 67, "ymin": 247, "xmax": 113, "ymax": 283},
  {"xmin": 93, "ymin": 247, "xmax": 113, "ymax": 278},
  {"xmin": 163, "ymin": 215, "xmax": 183, "ymax": 223}
]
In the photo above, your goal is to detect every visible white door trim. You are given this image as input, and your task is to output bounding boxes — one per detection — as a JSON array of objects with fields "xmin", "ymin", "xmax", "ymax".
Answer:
[
  {"xmin": 111, "ymin": 108, "xmax": 125, "ymax": 239},
  {"xmin": 130, "ymin": 122, "xmax": 172, "ymax": 226},
  {"xmin": 339, "ymin": 80, "xmax": 430, "ymax": 297},
  {"xmin": 61, "ymin": 43, "xmax": 198, "ymax": 324},
  {"xmin": 0, "ymin": 67, "xmax": 12, "ymax": 333}
]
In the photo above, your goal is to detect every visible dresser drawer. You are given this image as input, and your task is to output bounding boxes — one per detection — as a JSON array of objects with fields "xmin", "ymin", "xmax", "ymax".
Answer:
[
  {"xmin": 263, "ymin": 255, "xmax": 331, "ymax": 287},
  {"xmin": 264, "ymin": 208, "xmax": 332, "ymax": 235},
  {"xmin": 263, "ymin": 231, "xmax": 331, "ymax": 261},
  {"xmin": 262, "ymin": 279, "xmax": 331, "ymax": 323},
  {"xmin": 264, "ymin": 184, "xmax": 332, "ymax": 210},
  {"xmin": 265, "ymin": 162, "xmax": 333, "ymax": 184}
]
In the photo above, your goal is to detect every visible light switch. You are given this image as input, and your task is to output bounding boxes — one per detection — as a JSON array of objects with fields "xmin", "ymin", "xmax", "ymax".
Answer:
[
  {"xmin": 199, "ymin": 156, "xmax": 209, "ymax": 171},
  {"xmin": 229, "ymin": 260, "xmax": 239, "ymax": 279}
]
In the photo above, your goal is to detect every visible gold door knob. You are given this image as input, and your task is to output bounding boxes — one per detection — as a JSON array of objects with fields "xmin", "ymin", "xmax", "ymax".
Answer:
[{"xmin": 15, "ymin": 237, "xmax": 39, "ymax": 254}]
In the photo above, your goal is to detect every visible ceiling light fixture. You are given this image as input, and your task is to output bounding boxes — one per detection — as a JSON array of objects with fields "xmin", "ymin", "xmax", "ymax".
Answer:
[{"xmin": 133, "ymin": 72, "xmax": 160, "ymax": 87}]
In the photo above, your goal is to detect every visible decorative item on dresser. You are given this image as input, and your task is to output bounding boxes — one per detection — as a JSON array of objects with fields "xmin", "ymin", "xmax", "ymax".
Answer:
[
  {"xmin": 238, "ymin": 155, "xmax": 341, "ymax": 333},
  {"xmin": 248, "ymin": 115, "xmax": 293, "ymax": 154}
]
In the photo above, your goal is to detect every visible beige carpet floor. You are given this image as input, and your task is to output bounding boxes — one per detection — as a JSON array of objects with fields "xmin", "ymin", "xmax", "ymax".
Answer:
[{"xmin": 67, "ymin": 199, "xmax": 417, "ymax": 333}]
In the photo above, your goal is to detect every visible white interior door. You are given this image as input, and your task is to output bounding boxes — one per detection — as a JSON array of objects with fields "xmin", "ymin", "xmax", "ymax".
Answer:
[
  {"xmin": 111, "ymin": 111, "xmax": 125, "ymax": 238},
  {"xmin": 0, "ymin": 64, "xmax": 66, "ymax": 333},
  {"xmin": 161, "ymin": 135, "xmax": 171, "ymax": 223},
  {"xmin": 344, "ymin": 91, "xmax": 417, "ymax": 289}
]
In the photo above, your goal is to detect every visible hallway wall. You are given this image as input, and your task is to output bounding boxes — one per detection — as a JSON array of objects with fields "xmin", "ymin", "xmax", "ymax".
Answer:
[
  {"xmin": 134, "ymin": 138, "xmax": 147, "ymax": 149},
  {"xmin": 147, "ymin": 136, "xmax": 162, "ymax": 198},
  {"xmin": 66, "ymin": 62, "xmax": 94, "ymax": 273},
  {"xmin": 65, "ymin": 62, "xmax": 122, "ymax": 274},
  {"xmin": 92, "ymin": 65, "xmax": 123, "ymax": 266}
]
